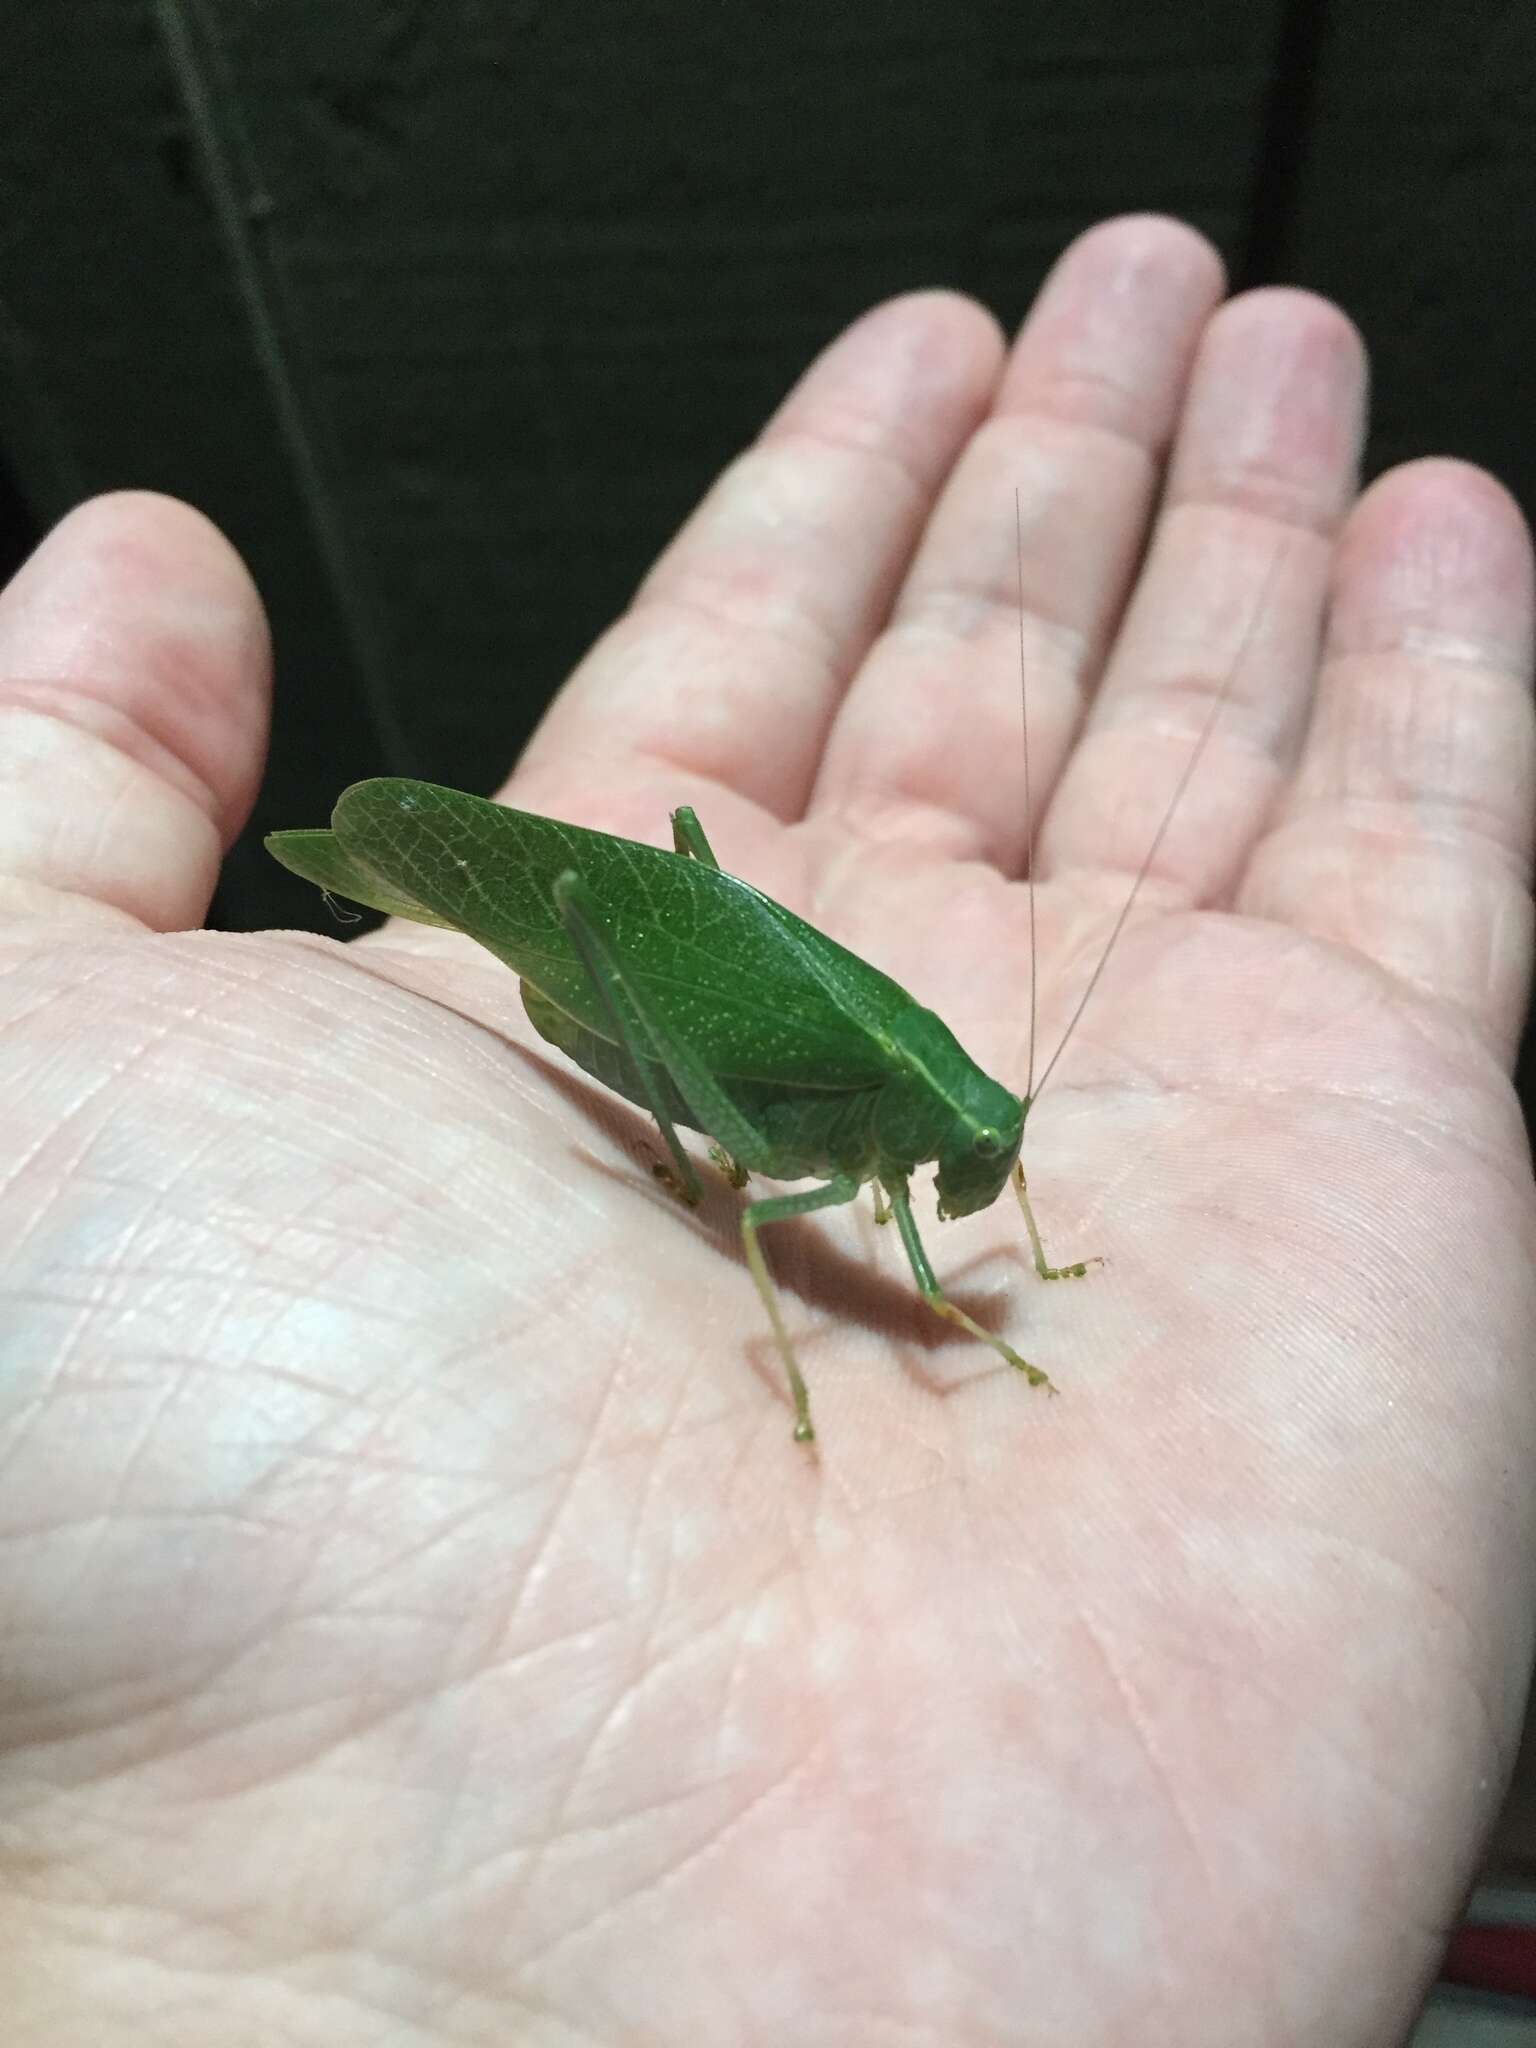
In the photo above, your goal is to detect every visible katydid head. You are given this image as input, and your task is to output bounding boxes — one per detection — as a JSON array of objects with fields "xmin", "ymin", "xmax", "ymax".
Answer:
[
  {"xmin": 883, "ymin": 1006, "xmax": 1025, "ymax": 1219},
  {"xmin": 932, "ymin": 1078, "xmax": 1025, "ymax": 1221}
]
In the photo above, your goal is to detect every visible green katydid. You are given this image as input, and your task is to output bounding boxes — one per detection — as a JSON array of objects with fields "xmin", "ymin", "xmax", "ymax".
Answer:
[
  {"xmin": 266, "ymin": 524, "xmax": 1254, "ymax": 1444},
  {"xmin": 268, "ymin": 781, "xmax": 1093, "ymax": 1442}
]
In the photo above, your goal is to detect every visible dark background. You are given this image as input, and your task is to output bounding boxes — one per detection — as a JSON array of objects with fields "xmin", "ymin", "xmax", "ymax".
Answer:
[{"xmin": 0, "ymin": 0, "xmax": 1532, "ymax": 939}]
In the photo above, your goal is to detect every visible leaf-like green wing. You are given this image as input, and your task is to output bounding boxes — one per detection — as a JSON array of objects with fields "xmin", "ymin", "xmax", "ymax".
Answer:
[
  {"xmin": 312, "ymin": 778, "xmax": 914, "ymax": 1089},
  {"xmin": 265, "ymin": 828, "xmax": 462, "ymax": 929}
]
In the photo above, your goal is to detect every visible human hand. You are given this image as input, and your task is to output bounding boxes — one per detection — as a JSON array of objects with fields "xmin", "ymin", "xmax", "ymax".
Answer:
[{"xmin": 4, "ymin": 215, "xmax": 1534, "ymax": 2045}]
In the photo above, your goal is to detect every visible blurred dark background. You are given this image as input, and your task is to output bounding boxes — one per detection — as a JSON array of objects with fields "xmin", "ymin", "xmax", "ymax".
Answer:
[{"xmin": 0, "ymin": 0, "xmax": 1532, "ymax": 940}]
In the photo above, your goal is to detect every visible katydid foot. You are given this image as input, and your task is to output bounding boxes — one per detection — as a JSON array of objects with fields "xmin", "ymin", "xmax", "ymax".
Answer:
[{"xmin": 709, "ymin": 1143, "xmax": 750, "ymax": 1189}]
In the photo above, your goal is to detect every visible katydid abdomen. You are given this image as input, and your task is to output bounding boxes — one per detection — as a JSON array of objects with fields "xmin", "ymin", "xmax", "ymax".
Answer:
[{"xmin": 526, "ymin": 972, "xmax": 994, "ymax": 1192}]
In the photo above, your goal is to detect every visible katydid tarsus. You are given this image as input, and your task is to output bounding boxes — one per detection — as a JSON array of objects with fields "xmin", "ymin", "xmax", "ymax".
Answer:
[{"xmin": 266, "ymin": 515, "xmax": 1262, "ymax": 1444}]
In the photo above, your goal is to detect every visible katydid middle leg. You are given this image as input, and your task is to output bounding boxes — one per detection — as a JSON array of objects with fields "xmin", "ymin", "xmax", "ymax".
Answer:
[{"xmin": 740, "ymin": 1175, "xmax": 862, "ymax": 1443}]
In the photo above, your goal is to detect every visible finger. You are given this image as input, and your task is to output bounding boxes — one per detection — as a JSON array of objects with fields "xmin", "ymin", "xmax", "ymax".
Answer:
[
  {"xmin": 1037, "ymin": 288, "xmax": 1368, "ymax": 904},
  {"xmin": 1240, "ymin": 458, "xmax": 1536, "ymax": 1056},
  {"xmin": 0, "ymin": 492, "xmax": 270, "ymax": 934},
  {"xmin": 810, "ymin": 214, "xmax": 1226, "ymax": 868},
  {"xmin": 510, "ymin": 291, "xmax": 1005, "ymax": 846}
]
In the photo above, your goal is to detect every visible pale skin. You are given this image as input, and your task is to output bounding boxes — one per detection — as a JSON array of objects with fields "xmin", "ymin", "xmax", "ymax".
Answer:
[{"xmin": 2, "ymin": 215, "xmax": 1534, "ymax": 2046}]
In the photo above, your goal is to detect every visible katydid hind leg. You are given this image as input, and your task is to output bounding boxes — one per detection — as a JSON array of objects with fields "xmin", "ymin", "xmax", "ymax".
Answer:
[
  {"xmin": 670, "ymin": 806, "xmax": 721, "ymax": 868},
  {"xmin": 552, "ymin": 869, "xmax": 704, "ymax": 1206},
  {"xmin": 558, "ymin": 884, "xmax": 783, "ymax": 1183},
  {"xmin": 888, "ymin": 1180, "xmax": 1055, "ymax": 1393},
  {"xmin": 740, "ymin": 1175, "xmax": 862, "ymax": 1443},
  {"xmin": 552, "ymin": 865, "xmax": 840, "ymax": 1439}
]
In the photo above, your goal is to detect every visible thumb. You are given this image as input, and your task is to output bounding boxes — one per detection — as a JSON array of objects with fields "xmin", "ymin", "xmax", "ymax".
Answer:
[{"xmin": 0, "ymin": 491, "xmax": 270, "ymax": 933}]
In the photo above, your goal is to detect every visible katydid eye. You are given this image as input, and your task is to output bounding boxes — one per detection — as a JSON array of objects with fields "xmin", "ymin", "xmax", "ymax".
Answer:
[{"xmin": 973, "ymin": 1126, "xmax": 1002, "ymax": 1156}]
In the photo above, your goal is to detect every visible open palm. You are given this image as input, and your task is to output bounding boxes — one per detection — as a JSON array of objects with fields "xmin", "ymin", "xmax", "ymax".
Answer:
[{"xmin": 4, "ymin": 218, "xmax": 1535, "ymax": 2047}]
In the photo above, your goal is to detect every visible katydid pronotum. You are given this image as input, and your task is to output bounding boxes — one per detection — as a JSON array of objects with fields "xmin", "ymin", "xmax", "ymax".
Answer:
[{"xmin": 267, "ymin": 530, "xmax": 1257, "ymax": 1445}]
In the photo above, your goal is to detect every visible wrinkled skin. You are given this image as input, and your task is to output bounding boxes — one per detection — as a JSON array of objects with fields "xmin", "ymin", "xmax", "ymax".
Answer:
[{"xmin": 3, "ymin": 217, "xmax": 1534, "ymax": 2047}]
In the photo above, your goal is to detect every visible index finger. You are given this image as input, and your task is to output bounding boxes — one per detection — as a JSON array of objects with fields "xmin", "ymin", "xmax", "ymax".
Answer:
[{"xmin": 507, "ymin": 292, "xmax": 1004, "ymax": 845}]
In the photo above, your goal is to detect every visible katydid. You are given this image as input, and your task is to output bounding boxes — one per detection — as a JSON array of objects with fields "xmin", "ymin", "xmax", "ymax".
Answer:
[
  {"xmin": 266, "ymin": 784, "xmax": 1083, "ymax": 1441},
  {"xmin": 265, "ymin": 535, "xmax": 1256, "ymax": 1443}
]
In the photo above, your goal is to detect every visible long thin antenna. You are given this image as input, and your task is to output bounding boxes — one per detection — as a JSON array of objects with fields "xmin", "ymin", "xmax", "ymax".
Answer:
[
  {"xmin": 1028, "ymin": 540, "xmax": 1287, "ymax": 1109},
  {"xmin": 1017, "ymin": 489, "xmax": 1040, "ymax": 1101}
]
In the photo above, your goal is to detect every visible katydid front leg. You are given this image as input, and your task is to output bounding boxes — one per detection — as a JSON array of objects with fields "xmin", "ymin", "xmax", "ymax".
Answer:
[
  {"xmin": 888, "ymin": 1179, "xmax": 1056, "ymax": 1393},
  {"xmin": 1011, "ymin": 1164, "xmax": 1102, "ymax": 1282}
]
